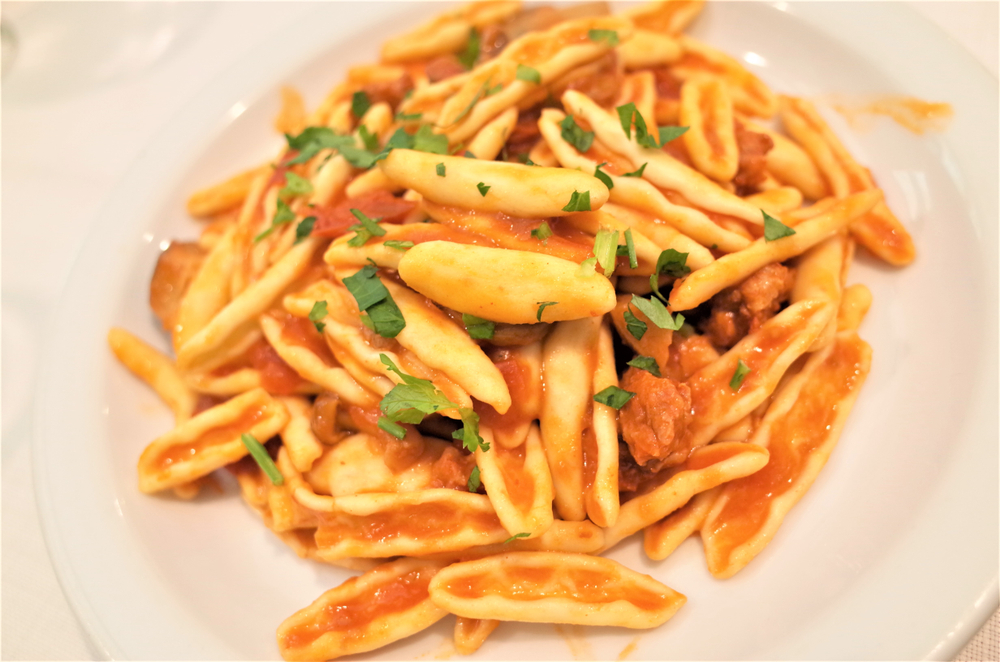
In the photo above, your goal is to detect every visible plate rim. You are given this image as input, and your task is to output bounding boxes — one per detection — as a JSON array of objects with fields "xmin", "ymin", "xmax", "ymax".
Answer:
[{"xmin": 32, "ymin": 2, "xmax": 999, "ymax": 660}]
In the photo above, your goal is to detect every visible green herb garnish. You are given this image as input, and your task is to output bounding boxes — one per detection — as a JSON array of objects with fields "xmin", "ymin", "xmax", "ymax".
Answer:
[
  {"xmin": 594, "ymin": 162, "xmax": 614, "ymax": 189},
  {"xmin": 308, "ymin": 300, "xmax": 328, "ymax": 333},
  {"xmin": 516, "ymin": 64, "xmax": 541, "ymax": 84},
  {"xmin": 462, "ymin": 313, "xmax": 495, "ymax": 340},
  {"xmin": 594, "ymin": 385, "xmax": 635, "ymax": 409},
  {"xmin": 351, "ymin": 90, "xmax": 371, "ymax": 118},
  {"xmin": 467, "ymin": 466, "xmax": 481, "ymax": 492},
  {"xmin": 630, "ymin": 294, "xmax": 684, "ymax": 331},
  {"xmin": 240, "ymin": 434, "xmax": 284, "ymax": 485},
  {"xmin": 763, "ymin": 210, "xmax": 796, "ymax": 241},
  {"xmin": 559, "ymin": 115, "xmax": 595, "ymax": 153},
  {"xmin": 536, "ymin": 301, "xmax": 558, "ymax": 322},
  {"xmin": 593, "ymin": 228, "xmax": 619, "ymax": 276},
  {"xmin": 588, "ymin": 29, "xmax": 619, "ymax": 46},
  {"xmin": 730, "ymin": 359, "xmax": 751, "ymax": 390},
  {"xmin": 477, "ymin": 182, "xmax": 491, "ymax": 196},
  {"xmin": 346, "ymin": 209, "xmax": 386, "ymax": 247},
  {"xmin": 627, "ymin": 355, "xmax": 661, "ymax": 377},
  {"xmin": 436, "ymin": 162, "xmax": 446, "ymax": 177},
  {"xmin": 562, "ymin": 190, "xmax": 591, "ymax": 212},
  {"xmin": 531, "ymin": 221, "xmax": 553, "ymax": 242}
]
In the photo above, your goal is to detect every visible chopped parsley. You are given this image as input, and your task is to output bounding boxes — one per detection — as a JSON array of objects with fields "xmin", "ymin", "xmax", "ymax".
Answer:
[
  {"xmin": 358, "ymin": 125, "xmax": 379, "ymax": 152},
  {"xmin": 294, "ymin": 216, "xmax": 316, "ymax": 244},
  {"xmin": 351, "ymin": 90, "xmax": 371, "ymax": 119},
  {"xmin": 560, "ymin": 115, "xmax": 595, "ymax": 153},
  {"xmin": 515, "ymin": 64, "xmax": 541, "ymax": 84},
  {"xmin": 342, "ymin": 265, "xmax": 406, "ymax": 338},
  {"xmin": 467, "ymin": 466, "xmax": 481, "ymax": 492},
  {"xmin": 377, "ymin": 416, "xmax": 407, "ymax": 439},
  {"xmin": 240, "ymin": 434, "xmax": 284, "ymax": 485},
  {"xmin": 436, "ymin": 162, "xmax": 446, "ymax": 177},
  {"xmin": 531, "ymin": 221, "xmax": 553, "ymax": 242},
  {"xmin": 594, "ymin": 385, "xmax": 635, "ymax": 409},
  {"xmin": 536, "ymin": 301, "xmax": 558, "ymax": 322},
  {"xmin": 457, "ymin": 27, "xmax": 480, "ymax": 70},
  {"xmin": 588, "ymin": 29, "xmax": 620, "ymax": 46},
  {"xmin": 623, "ymin": 228, "xmax": 638, "ymax": 269},
  {"xmin": 763, "ymin": 210, "xmax": 796, "ymax": 241},
  {"xmin": 594, "ymin": 162, "xmax": 614, "ymax": 189},
  {"xmin": 395, "ymin": 111, "xmax": 422, "ymax": 122},
  {"xmin": 504, "ymin": 532, "xmax": 531, "ymax": 543},
  {"xmin": 462, "ymin": 313, "xmax": 495, "ymax": 340},
  {"xmin": 279, "ymin": 172, "xmax": 313, "ymax": 199},
  {"xmin": 308, "ymin": 300, "xmax": 328, "ymax": 333},
  {"xmin": 562, "ymin": 190, "xmax": 591, "ymax": 212},
  {"xmin": 627, "ymin": 355, "xmax": 661, "ymax": 377},
  {"xmin": 384, "ymin": 240, "xmax": 415, "ymax": 251},
  {"xmin": 477, "ymin": 182, "xmax": 491, "ymax": 197},
  {"xmin": 730, "ymin": 359, "xmax": 751, "ymax": 390},
  {"xmin": 622, "ymin": 162, "xmax": 647, "ymax": 177},
  {"xmin": 623, "ymin": 307, "xmax": 647, "ymax": 340},
  {"xmin": 630, "ymin": 294, "xmax": 685, "ymax": 331},
  {"xmin": 253, "ymin": 198, "xmax": 297, "ymax": 242},
  {"xmin": 659, "ymin": 125, "xmax": 689, "ymax": 145},
  {"xmin": 346, "ymin": 209, "xmax": 386, "ymax": 247},
  {"xmin": 593, "ymin": 228, "xmax": 619, "ymax": 276},
  {"xmin": 616, "ymin": 102, "xmax": 659, "ymax": 149},
  {"xmin": 650, "ymin": 248, "xmax": 690, "ymax": 299}
]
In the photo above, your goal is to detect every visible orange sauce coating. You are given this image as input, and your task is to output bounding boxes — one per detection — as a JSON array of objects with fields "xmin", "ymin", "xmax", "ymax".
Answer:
[
  {"xmin": 834, "ymin": 96, "xmax": 953, "ymax": 135},
  {"xmin": 499, "ymin": 444, "xmax": 535, "ymax": 513},
  {"xmin": 475, "ymin": 353, "xmax": 534, "ymax": 439},
  {"xmin": 279, "ymin": 567, "xmax": 435, "ymax": 650},
  {"xmin": 275, "ymin": 310, "xmax": 338, "ymax": 367},
  {"xmin": 442, "ymin": 564, "xmax": 668, "ymax": 611},
  {"xmin": 153, "ymin": 406, "xmax": 266, "ymax": 471},
  {"xmin": 682, "ymin": 442, "xmax": 753, "ymax": 472},
  {"xmin": 704, "ymin": 338, "xmax": 867, "ymax": 562},
  {"xmin": 315, "ymin": 501, "xmax": 502, "ymax": 548},
  {"xmin": 507, "ymin": 25, "xmax": 593, "ymax": 66}
]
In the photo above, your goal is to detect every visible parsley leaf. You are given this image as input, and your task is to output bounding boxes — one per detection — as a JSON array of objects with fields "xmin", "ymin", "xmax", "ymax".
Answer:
[
  {"xmin": 616, "ymin": 102, "xmax": 659, "ymax": 148},
  {"xmin": 515, "ymin": 63, "xmax": 541, "ymax": 84},
  {"xmin": 588, "ymin": 29, "xmax": 620, "ymax": 46},
  {"xmin": 504, "ymin": 532, "xmax": 531, "ymax": 544},
  {"xmin": 560, "ymin": 115, "xmax": 595, "ymax": 153},
  {"xmin": 412, "ymin": 124, "xmax": 449, "ymax": 154},
  {"xmin": 763, "ymin": 210, "xmax": 796, "ymax": 241},
  {"xmin": 624, "ymin": 227, "xmax": 638, "ymax": 269},
  {"xmin": 627, "ymin": 355, "xmax": 661, "ymax": 377},
  {"xmin": 462, "ymin": 313, "xmax": 495, "ymax": 340},
  {"xmin": 358, "ymin": 125, "xmax": 379, "ymax": 152},
  {"xmin": 562, "ymin": 190, "xmax": 591, "ymax": 212},
  {"xmin": 456, "ymin": 407, "xmax": 489, "ymax": 452},
  {"xmin": 531, "ymin": 221, "xmax": 553, "ymax": 242},
  {"xmin": 659, "ymin": 125, "xmax": 689, "ymax": 145},
  {"xmin": 294, "ymin": 216, "xmax": 316, "ymax": 244},
  {"xmin": 280, "ymin": 172, "xmax": 313, "ymax": 199},
  {"xmin": 457, "ymin": 27, "xmax": 480, "ymax": 70},
  {"xmin": 730, "ymin": 359, "xmax": 751, "ymax": 390},
  {"xmin": 379, "ymin": 354, "xmax": 459, "ymax": 423},
  {"xmin": 594, "ymin": 385, "xmax": 635, "ymax": 409},
  {"xmin": 254, "ymin": 199, "xmax": 297, "ymax": 242},
  {"xmin": 577, "ymin": 256, "xmax": 598, "ymax": 277},
  {"xmin": 650, "ymin": 248, "xmax": 690, "ymax": 299},
  {"xmin": 240, "ymin": 433, "xmax": 284, "ymax": 485},
  {"xmin": 342, "ymin": 266, "xmax": 406, "ymax": 338},
  {"xmin": 630, "ymin": 294, "xmax": 685, "ymax": 331},
  {"xmin": 623, "ymin": 307, "xmax": 647, "ymax": 340},
  {"xmin": 593, "ymin": 162, "xmax": 614, "ymax": 189},
  {"xmin": 536, "ymin": 301, "xmax": 558, "ymax": 322},
  {"xmin": 384, "ymin": 240, "xmax": 414, "ymax": 251},
  {"xmin": 346, "ymin": 209, "xmax": 386, "ymax": 247},
  {"xmin": 308, "ymin": 300, "xmax": 328, "ymax": 333},
  {"xmin": 377, "ymin": 416, "xmax": 407, "ymax": 439},
  {"xmin": 436, "ymin": 162, "xmax": 446, "ymax": 177},
  {"xmin": 395, "ymin": 111, "xmax": 422, "ymax": 122},
  {"xmin": 467, "ymin": 466, "xmax": 481, "ymax": 492},
  {"xmin": 622, "ymin": 162, "xmax": 647, "ymax": 177},
  {"xmin": 477, "ymin": 182, "xmax": 491, "ymax": 196},
  {"xmin": 593, "ymin": 228, "xmax": 619, "ymax": 276},
  {"xmin": 351, "ymin": 90, "xmax": 371, "ymax": 118}
]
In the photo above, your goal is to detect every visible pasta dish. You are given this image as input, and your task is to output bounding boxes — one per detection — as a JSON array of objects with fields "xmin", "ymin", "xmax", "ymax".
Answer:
[{"xmin": 107, "ymin": 1, "xmax": 918, "ymax": 657}]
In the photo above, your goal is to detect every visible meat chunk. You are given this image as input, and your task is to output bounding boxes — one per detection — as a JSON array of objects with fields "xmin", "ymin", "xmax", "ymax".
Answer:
[
  {"xmin": 310, "ymin": 392, "xmax": 343, "ymax": 445},
  {"xmin": 425, "ymin": 55, "xmax": 467, "ymax": 83},
  {"xmin": 429, "ymin": 446, "xmax": 477, "ymax": 491},
  {"xmin": 619, "ymin": 367, "xmax": 692, "ymax": 467},
  {"xmin": 703, "ymin": 263, "xmax": 795, "ymax": 349},
  {"xmin": 662, "ymin": 333, "xmax": 720, "ymax": 382},
  {"xmin": 359, "ymin": 73, "xmax": 414, "ymax": 112},
  {"xmin": 478, "ymin": 24, "xmax": 509, "ymax": 61},
  {"xmin": 149, "ymin": 241, "xmax": 206, "ymax": 333},
  {"xmin": 733, "ymin": 120, "xmax": 774, "ymax": 196}
]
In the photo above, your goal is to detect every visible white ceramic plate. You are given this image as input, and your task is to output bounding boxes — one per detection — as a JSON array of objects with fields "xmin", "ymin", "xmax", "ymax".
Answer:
[{"xmin": 34, "ymin": 3, "xmax": 998, "ymax": 660}]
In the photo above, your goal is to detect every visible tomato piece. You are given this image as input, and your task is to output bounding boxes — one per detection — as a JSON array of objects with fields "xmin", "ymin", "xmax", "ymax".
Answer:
[{"xmin": 312, "ymin": 190, "xmax": 416, "ymax": 238}]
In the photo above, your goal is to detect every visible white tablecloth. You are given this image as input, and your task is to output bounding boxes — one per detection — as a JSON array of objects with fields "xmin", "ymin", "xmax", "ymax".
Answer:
[{"xmin": 2, "ymin": 2, "xmax": 996, "ymax": 659}]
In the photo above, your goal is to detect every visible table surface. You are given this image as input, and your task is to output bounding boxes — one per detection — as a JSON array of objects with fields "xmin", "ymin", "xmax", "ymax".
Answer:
[{"xmin": 2, "ymin": 2, "xmax": 997, "ymax": 660}]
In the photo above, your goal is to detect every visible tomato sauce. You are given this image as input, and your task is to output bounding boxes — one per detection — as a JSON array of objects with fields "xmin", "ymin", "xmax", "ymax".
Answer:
[
  {"xmin": 312, "ymin": 190, "xmax": 416, "ymax": 238},
  {"xmin": 704, "ymin": 337, "xmax": 868, "ymax": 564},
  {"xmin": 153, "ymin": 406, "xmax": 267, "ymax": 471},
  {"xmin": 499, "ymin": 444, "xmax": 535, "ymax": 514},
  {"xmin": 315, "ymin": 500, "xmax": 503, "ymax": 547},
  {"xmin": 443, "ymin": 565, "xmax": 668, "ymax": 611},
  {"xmin": 274, "ymin": 310, "xmax": 338, "ymax": 367},
  {"xmin": 474, "ymin": 353, "xmax": 535, "ymax": 439},
  {"xmin": 249, "ymin": 339, "xmax": 308, "ymax": 395},
  {"xmin": 279, "ymin": 567, "xmax": 436, "ymax": 650}
]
